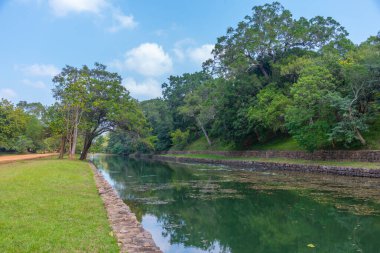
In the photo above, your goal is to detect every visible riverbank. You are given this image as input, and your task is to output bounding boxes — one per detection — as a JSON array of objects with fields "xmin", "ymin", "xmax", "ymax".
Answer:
[
  {"xmin": 0, "ymin": 158, "xmax": 119, "ymax": 252},
  {"xmin": 141, "ymin": 154, "xmax": 380, "ymax": 178},
  {"xmin": 90, "ymin": 162, "xmax": 162, "ymax": 253}
]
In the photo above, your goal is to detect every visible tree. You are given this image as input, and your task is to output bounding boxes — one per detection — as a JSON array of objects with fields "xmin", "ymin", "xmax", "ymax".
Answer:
[
  {"xmin": 248, "ymin": 84, "xmax": 290, "ymax": 134},
  {"xmin": 78, "ymin": 63, "xmax": 149, "ymax": 160},
  {"xmin": 106, "ymin": 130, "xmax": 155, "ymax": 155},
  {"xmin": 162, "ymin": 71, "xmax": 211, "ymax": 130},
  {"xmin": 206, "ymin": 2, "xmax": 347, "ymax": 79},
  {"xmin": 0, "ymin": 99, "xmax": 28, "ymax": 151},
  {"xmin": 52, "ymin": 66, "xmax": 88, "ymax": 159},
  {"xmin": 140, "ymin": 99, "xmax": 173, "ymax": 151},
  {"xmin": 44, "ymin": 103, "xmax": 68, "ymax": 158},
  {"xmin": 170, "ymin": 129, "xmax": 190, "ymax": 149},
  {"xmin": 285, "ymin": 65, "xmax": 336, "ymax": 151},
  {"xmin": 178, "ymin": 82, "xmax": 216, "ymax": 146},
  {"xmin": 52, "ymin": 63, "xmax": 150, "ymax": 160},
  {"xmin": 17, "ymin": 101, "xmax": 46, "ymax": 119}
]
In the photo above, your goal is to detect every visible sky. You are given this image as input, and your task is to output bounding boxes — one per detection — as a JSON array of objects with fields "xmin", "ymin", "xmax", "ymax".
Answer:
[{"xmin": 0, "ymin": 0, "xmax": 379, "ymax": 105}]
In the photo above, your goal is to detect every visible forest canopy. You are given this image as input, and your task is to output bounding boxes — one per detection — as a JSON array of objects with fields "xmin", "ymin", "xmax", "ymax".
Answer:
[{"xmin": 141, "ymin": 2, "xmax": 380, "ymax": 152}]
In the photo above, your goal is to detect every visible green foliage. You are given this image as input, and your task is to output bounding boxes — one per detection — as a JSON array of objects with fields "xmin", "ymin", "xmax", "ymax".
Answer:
[
  {"xmin": 106, "ymin": 131, "xmax": 155, "ymax": 155},
  {"xmin": 90, "ymin": 135, "xmax": 107, "ymax": 153},
  {"xmin": 248, "ymin": 84, "xmax": 290, "ymax": 133},
  {"xmin": 162, "ymin": 71, "xmax": 211, "ymax": 130},
  {"xmin": 0, "ymin": 100, "xmax": 46, "ymax": 153},
  {"xmin": 140, "ymin": 99, "xmax": 173, "ymax": 151},
  {"xmin": 170, "ymin": 129, "xmax": 190, "ymax": 149},
  {"xmin": 207, "ymin": 2, "xmax": 347, "ymax": 78},
  {"xmin": 250, "ymin": 136, "xmax": 301, "ymax": 151},
  {"xmin": 2, "ymin": 3, "xmax": 380, "ymax": 154},
  {"xmin": 181, "ymin": 137, "xmax": 235, "ymax": 151},
  {"xmin": 52, "ymin": 63, "xmax": 150, "ymax": 159},
  {"xmin": 285, "ymin": 65, "xmax": 336, "ymax": 151},
  {"xmin": 144, "ymin": 2, "xmax": 380, "ymax": 152}
]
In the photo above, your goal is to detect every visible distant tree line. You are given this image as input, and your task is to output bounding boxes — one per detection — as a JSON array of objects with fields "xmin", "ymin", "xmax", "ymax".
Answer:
[{"xmin": 0, "ymin": 63, "xmax": 152, "ymax": 158}]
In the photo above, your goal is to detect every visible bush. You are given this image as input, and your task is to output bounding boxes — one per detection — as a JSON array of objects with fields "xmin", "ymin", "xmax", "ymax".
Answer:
[{"xmin": 170, "ymin": 129, "xmax": 190, "ymax": 149}]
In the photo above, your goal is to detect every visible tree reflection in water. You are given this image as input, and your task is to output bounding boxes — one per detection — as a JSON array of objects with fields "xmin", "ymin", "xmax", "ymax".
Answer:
[{"xmin": 93, "ymin": 155, "xmax": 380, "ymax": 253}]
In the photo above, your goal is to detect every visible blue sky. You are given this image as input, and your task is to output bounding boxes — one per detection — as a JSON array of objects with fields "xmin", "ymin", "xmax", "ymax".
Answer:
[{"xmin": 0, "ymin": 0, "xmax": 379, "ymax": 105}]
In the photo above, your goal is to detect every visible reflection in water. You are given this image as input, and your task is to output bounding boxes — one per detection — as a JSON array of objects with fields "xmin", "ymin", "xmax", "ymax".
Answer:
[{"xmin": 92, "ymin": 155, "xmax": 380, "ymax": 253}]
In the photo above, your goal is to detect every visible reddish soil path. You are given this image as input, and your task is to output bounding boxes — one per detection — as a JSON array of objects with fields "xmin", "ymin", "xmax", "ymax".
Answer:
[{"xmin": 0, "ymin": 153, "xmax": 58, "ymax": 164}]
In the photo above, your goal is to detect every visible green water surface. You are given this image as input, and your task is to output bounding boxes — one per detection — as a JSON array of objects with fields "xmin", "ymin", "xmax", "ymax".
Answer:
[{"xmin": 92, "ymin": 155, "xmax": 380, "ymax": 253}]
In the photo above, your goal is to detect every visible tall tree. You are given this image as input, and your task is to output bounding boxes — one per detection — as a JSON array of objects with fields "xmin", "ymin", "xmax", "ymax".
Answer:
[
  {"xmin": 53, "ymin": 66, "xmax": 87, "ymax": 159},
  {"xmin": 78, "ymin": 63, "xmax": 147, "ymax": 160},
  {"xmin": 162, "ymin": 71, "xmax": 211, "ymax": 130},
  {"xmin": 178, "ymin": 82, "xmax": 216, "ymax": 146},
  {"xmin": 140, "ymin": 99, "xmax": 173, "ymax": 151},
  {"xmin": 206, "ymin": 2, "xmax": 347, "ymax": 79}
]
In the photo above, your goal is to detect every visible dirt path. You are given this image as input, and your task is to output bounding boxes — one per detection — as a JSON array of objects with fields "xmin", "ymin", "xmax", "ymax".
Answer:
[{"xmin": 0, "ymin": 153, "xmax": 58, "ymax": 164}]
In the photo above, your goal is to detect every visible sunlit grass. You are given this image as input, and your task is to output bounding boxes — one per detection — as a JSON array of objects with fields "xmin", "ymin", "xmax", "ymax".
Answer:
[{"xmin": 0, "ymin": 159, "xmax": 119, "ymax": 253}]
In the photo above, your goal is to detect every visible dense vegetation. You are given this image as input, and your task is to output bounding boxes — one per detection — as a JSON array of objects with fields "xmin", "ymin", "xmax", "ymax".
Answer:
[
  {"xmin": 0, "ymin": 63, "xmax": 151, "ymax": 158},
  {"xmin": 141, "ymin": 2, "xmax": 380, "ymax": 152}
]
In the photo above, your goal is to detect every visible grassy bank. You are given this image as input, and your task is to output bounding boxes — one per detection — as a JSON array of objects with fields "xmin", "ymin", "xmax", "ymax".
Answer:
[
  {"xmin": 0, "ymin": 158, "xmax": 119, "ymax": 252},
  {"xmin": 163, "ymin": 154, "xmax": 380, "ymax": 169},
  {"xmin": 177, "ymin": 117, "xmax": 380, "ymax": 152}
]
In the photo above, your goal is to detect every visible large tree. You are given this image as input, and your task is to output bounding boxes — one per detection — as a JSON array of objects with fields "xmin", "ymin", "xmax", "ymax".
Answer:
[
  {"xmin": 52, "ymin": 65, "xmax": 88, "ymax": 159},
  {"xmin": 79, "ymin": 63, "xmax": 147, "ymax": 160},
  {"xmin": 162, "ymin": 71, "xmax": 211, "ymax": 130},
  {"xmin": 52, "ymin": 63, "xmax": 149, "ymax": 160},
  {"xmin": 206, "ymin": 2, "xmax": 348, "ymax": 79}
]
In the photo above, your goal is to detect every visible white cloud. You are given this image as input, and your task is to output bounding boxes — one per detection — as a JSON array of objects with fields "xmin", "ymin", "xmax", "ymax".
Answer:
[
  {"xmin": 108, "ymin": 12, "xmax": 137, "ymax": 32},
  {"xmin": 188, "ymin": 44, "xmax": 214, "ymax": 64},
  {"xmin": 17, "ymin": 64, "xmax": 59, "ymax": 77},
  {"xmin": 123, "ymin": 78, "xmax": 162, "ymax": 100},
  {"xmin": 0, "ymin": 88, "xmax": 17, "ymax": 99},
  {"xmin": 22, "ymin": 79, "xmax": 47, "ymax": 89},
  {"xmin": 118, "ymin": 43, "xmax": 172, "ymax": 77},
  {"xmin": 172, "ymin": 41, "xmax": 214, "ymax": 65},
  {"xmin": 48, "ymin": 0, "xmax": 107, "ymax": 16},
  {"xmin": 172, "ymin": 39, "xmax": 194, "ymax": 62}
]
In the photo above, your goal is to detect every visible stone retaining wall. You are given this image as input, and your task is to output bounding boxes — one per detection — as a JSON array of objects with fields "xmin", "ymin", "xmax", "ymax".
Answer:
[
  {"xmin": 89, "ymin": 162, "xmax": 162, "ymax": 253},
  {"xmin": 144, "ymin": 155, "xmax": 380, "ymax": 178},
  {"xmin": 160, "ymin": 150, "xmax": 380, "ymax": 162}
]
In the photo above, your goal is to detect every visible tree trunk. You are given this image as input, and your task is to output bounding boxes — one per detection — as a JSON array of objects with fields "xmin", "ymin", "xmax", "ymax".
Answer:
[
  {"xmin": 254, "ymin": 129, "xmax": 261, "ymax": 142},
  {"xmin": 258, "ymin": 64, "xmax": 269, "ymax": 79},
  {"xmin": 67, "ymin": 131, "xmax": 73, "ymax": 159},
  {"xmin": 69, "ymin": 108, "xmax": 79, "ymax": 159},
  {"xmin": 58, "ymin": 135, "xmax": 66, "ymax": 159},
  {"xmin": 197, "ymin": 118, "xmax": 212, "ymax": 146},
  {"xmin": 355, "ymin": 128, "xmax": 366, "ymax": 145},
  {"xmin": 79, "ymin": 134, "xmax": 93, "ymax": 160},
  {"xmin": 348, "ymin": 106, "xmax": 366, "ymax": 146}
]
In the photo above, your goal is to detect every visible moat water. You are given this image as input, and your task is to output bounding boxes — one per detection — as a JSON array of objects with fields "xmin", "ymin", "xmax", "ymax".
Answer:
[{"xmin": 92, "ymin": 154, "xmax": 380, "ymax": 253}]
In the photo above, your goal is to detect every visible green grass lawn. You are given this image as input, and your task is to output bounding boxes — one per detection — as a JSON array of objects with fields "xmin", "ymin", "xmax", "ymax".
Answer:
[
  {"xmin": 164, "ymin": 153, "xmax": 380, "ymax": 169},
  {"xmin": 0, "ymin": 159, "xmax": 119, "ymax": 253}
]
